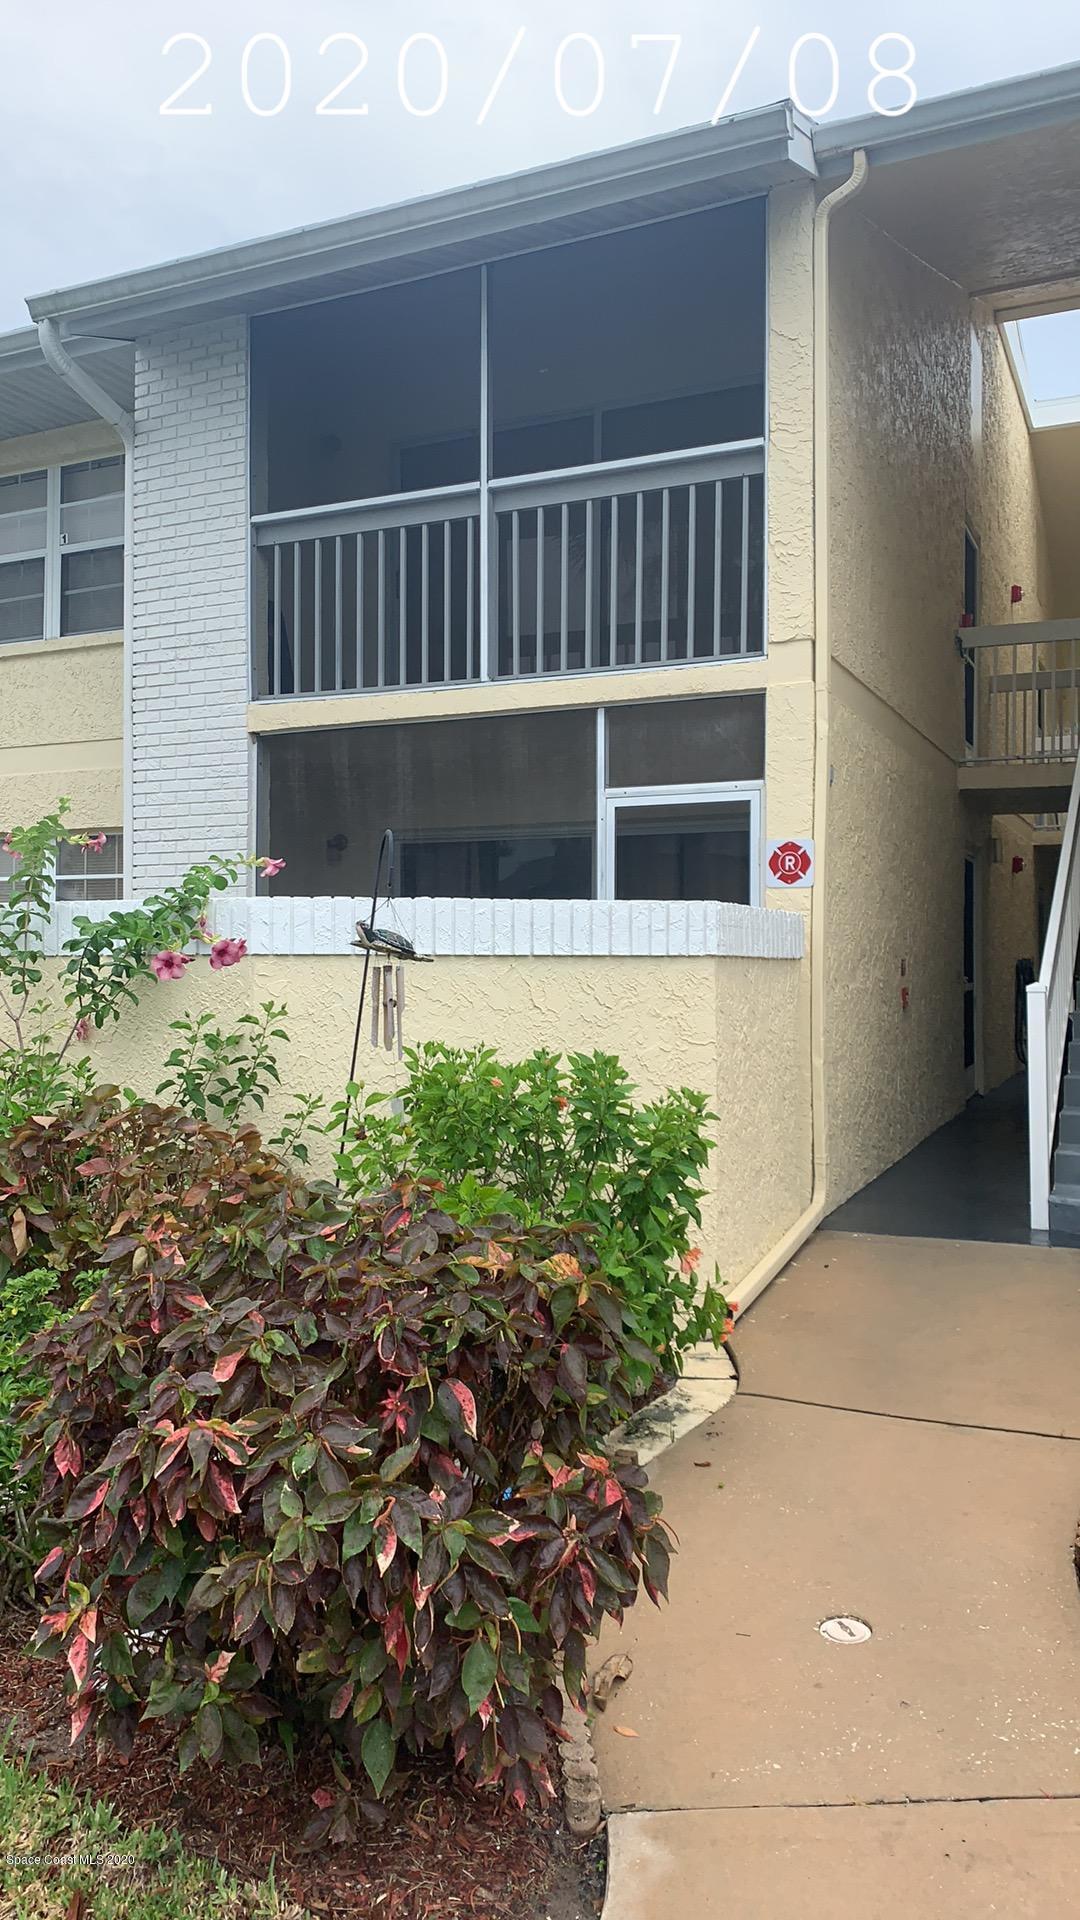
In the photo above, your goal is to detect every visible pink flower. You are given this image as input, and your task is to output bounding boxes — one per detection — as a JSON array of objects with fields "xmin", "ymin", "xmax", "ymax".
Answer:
[
  {"xmin": 1, "ymin": 835, "xmax": 19, "ymax": 865},
  {"xmin": 150, "ymin": 950, "xmax": 194, "ymax": 983},
  {"xmin": 74, "ymin": 1018, "xmax": 91, "ymax": 1044},
  {"xmin": 83, "ymin": 833, "xmax": 107, "ymax": 855},
  {"xmin": 259, "ymin": 857, "xmax": 286, "ymax": 878},
  {"xmin": 210, "ymin": 937, "xmax": 247, "ymax": 971}
]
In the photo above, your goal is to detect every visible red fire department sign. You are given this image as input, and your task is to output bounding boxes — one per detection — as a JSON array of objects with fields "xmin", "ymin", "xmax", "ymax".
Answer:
[{"xmin": 767, "ymin": 837, "xmax": 815, "ymax": 889}]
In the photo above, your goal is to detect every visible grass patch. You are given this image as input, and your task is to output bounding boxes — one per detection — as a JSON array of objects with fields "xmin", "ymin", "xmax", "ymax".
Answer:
[{"xmin": 0, "ymin": 1749, "xmax": 305, "ymax": 1920}]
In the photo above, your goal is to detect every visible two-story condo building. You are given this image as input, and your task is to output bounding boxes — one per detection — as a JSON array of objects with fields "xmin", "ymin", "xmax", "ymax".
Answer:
[{"xmin": 4, "ymin": 64, "xmax": 1080, "ymax": 1302}]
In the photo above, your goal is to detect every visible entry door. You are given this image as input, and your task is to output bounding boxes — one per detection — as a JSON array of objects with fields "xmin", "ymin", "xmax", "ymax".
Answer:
[{"xmin": 963, "ymin": 854, "xmax": 978, "ymax": 1095}]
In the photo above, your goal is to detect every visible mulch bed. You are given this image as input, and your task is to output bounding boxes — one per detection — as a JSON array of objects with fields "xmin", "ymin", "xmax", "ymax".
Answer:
[{"xmin": 0, "ymin": 1617, "xmax": 604, "ymax": 1920}]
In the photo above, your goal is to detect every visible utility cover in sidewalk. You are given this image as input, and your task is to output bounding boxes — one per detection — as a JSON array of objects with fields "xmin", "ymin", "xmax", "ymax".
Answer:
[{"xmin": 819, "ymin": 1615, "xmax": 872, "ymax": 1644}]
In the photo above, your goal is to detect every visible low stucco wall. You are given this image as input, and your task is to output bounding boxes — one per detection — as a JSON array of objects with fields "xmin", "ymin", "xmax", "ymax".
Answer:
[{"xmin": 60, "ymin": 950, "xmax": 810, "ymax": 1297}]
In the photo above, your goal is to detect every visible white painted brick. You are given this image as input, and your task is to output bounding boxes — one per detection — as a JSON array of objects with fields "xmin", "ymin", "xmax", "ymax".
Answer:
[{"xmin": 131, "ymin": 318, "xmax": 251, "ymax": 892}]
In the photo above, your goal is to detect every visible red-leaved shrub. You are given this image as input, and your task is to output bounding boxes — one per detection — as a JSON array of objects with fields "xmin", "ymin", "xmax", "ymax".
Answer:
[{"xmin": 7, "ymin": 1098, "xmax": 671, "ymax": 1843}]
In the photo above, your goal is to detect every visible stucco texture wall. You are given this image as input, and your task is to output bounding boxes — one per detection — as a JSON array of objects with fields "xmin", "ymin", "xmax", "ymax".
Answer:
[
  {"xmin": 0, "ymin": 635, "xmax": 122, "ymax": 832},
  {"xmin": 826, "ymin": 691, "xmax": 965, "ymax": 1203},
  {"xmin": 824, "ymin": 211, "xmax": 968, "ymax": 1203},
  {"xmin": 62, "ymin": 951, "xmax": 810, "ymax": 1297},
  {"xmin": 982, "ymin": 817, "xmax": 1041, "ymax": 1093},
  {"xmin": 828, "ymin": 212, "xmax": 970, "ymax": 759},
  {"xmin": 969, "ymin": 309, "xmax": 1058, "ymax": 629},
  {"xmin": 823, "ymin": 208, "xmax": 1057, "ymax": 1203}
]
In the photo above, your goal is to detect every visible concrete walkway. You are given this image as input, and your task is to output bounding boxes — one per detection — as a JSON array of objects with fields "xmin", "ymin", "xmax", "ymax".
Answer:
[
  {"xmin": 818, "ymin": 1082, "xmax": 1030, "ymax": 1244},
  {"xmin": 594, "ymin": 1231, "xmax": 1080, "ymax": 1918},
  {"xmin": 825, "ymin": 1075, "xmax": 1032, "ymax": 1246}
]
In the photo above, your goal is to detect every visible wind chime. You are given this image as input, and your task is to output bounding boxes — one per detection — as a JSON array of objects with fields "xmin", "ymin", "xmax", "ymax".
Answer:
[
  {"xmin": 340, "ymin": 828, "xmax": 433, "ymax": 1157},
  {"xmin": 358, "ymin": 925, "xmax": 414, "ymax": 1060}
]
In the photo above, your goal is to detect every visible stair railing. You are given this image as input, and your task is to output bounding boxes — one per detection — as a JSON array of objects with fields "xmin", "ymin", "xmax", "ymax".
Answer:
[{"xmin": 1027, "ymin": 747, "xmax": 1080, "ymax": 1230}]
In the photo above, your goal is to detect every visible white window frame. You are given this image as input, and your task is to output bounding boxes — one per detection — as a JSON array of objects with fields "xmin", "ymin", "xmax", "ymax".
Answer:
[
  {"xmin": 600, "ymin": 780, "xmax": 764, "ymax": 906},
  {"xmin": 0, "ymin": 457, "xmax": 124, "ymax": 645},
  {"xmin": 593, "ymin": 701, "xmax": 764, "ymax": 905},
  {"xmin": 0, "ymin": 833, "xmax": 124, "ymax": 905},
  {"xmin": 54, "ymin": 831, "xmax": 125, "ymax": 903},
  {"xmin": 262, "ymin": 696, "xmax": 766, "ymax": 909}
]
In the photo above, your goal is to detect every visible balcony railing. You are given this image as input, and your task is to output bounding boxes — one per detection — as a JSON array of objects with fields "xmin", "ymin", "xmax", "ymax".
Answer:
[
  {"xmin": 963, "ymin": 623, "xmax": 1080, "ymax": 764},
  {"xmin": 252, "ymin": 441, "xmax": 764, "ymax": 699}
]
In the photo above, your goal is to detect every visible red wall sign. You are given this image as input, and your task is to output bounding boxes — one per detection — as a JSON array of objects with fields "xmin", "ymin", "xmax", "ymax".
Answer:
[{"xmin": 766, "ymin": 838, "xmax": 815, "ymax": 889}]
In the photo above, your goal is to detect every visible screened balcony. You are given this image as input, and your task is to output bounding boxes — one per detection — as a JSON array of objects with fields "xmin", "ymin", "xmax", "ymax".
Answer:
[{"xmin": 250, "ymin": 202, "xmax": 766, "ymax": 699}]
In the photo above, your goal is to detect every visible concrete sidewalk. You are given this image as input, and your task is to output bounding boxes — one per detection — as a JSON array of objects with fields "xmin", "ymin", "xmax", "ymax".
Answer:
[{"xmin": 594, "ymin": 1232, "xmax": 1080, "ymax": 1918}]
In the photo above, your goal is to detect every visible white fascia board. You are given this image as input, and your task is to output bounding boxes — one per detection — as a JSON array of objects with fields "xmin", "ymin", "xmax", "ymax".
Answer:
[
  {"xmin": 26, "ymin": 101, "xmax": 815, "ymax": 340},
  {"xmin": 816, "ymin": 59, "xmax": 1080, "ymax": 172}
]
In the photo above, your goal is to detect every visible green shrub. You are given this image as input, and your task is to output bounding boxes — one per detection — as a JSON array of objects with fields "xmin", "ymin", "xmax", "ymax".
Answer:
[
  {"xmin": 334, "ymin": 1044, "xmax": 730, "ymax": 1374},
  {"xmin": 0, "ymin": 1264, "xmax": 58, "ymax": 1602},
  {"xmin": 13, "ymin": 1099, "xmax": 669, "ymax": 1844},
  {"xmin": 0, "ymin": 1092, "xmax": 301, "ymax": 1301},
  {"xmin": 0, "ymin": 1044, "xmax": 96, "ymax": 1142},
  {"xmin": 157, "ymin": 1003, "xmax": 324, "ymax": 1156}
]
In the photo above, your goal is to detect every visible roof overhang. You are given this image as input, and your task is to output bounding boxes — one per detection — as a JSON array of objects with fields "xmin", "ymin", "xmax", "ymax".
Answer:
[
  {"xmin": 816, "ymin": 61, "xmax": 1080, "ymax": 298},
  {"xmin": 817, "ymin": 59, "xmax": 1080, "ymax": 172},
  {"xmin": 26, "ymin": 101, "xmax": 815, "ymax": 342},
  {"xmin": 0, "ymin": 328, "xmax": 134, "ymax": 442}
]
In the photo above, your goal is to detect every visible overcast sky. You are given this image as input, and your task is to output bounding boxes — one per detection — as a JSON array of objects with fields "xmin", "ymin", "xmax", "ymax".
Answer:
[{"xmin": 2, "ymin": 1, "xmax": 1080, "ymax": 332}]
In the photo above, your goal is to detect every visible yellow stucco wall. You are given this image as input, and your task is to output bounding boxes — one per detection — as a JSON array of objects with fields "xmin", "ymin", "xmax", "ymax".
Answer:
[
  {"xmin": 763, "ymin": 185, "xmax": 818, "ymax": 929},
  {"xmin": 0, "ymin": 634, "xmax": 123, "ymax": 830},
  {"xmin": 61, "ymin": 951, "xmax": 811, "ymax": 1296},
  {"xmin": 824, "ymin": 206, "xmax": 1057, "ymax": 1207},
  {"xmin": 0, "ymin": 423, "xmax": 124, "ymax": 835},
  {"xmin": 969, "ymin": 305, "xmax": 1058, "ymax": 627},
  {"xmin": 982, "ymin": 817, "xmax": 1041, "ymax": 1093},
  {"xmin": 827, "ymin": 681, "xmax": 966, "ymax": 1196}
]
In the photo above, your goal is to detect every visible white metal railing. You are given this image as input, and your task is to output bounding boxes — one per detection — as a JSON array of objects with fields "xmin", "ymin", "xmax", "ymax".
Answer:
[
  {"xmin": 252, "ymin": 442, "xmax": 764, "ymax": 698},
  {"xmin": 965, "ymin": 623, "xmax": 1080, "ymax": 764},
  {"xmin": 253, "ymin": 483, "xmax": 482, "ymax": 698},
  {"xmin": 1027, "ymin": 747, "xmax": 1080, "ymax": 1231}
]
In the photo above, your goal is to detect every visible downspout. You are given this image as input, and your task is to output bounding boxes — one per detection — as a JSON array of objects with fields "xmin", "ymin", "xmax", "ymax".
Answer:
[
  {"xmin": 37, "ymin": 318, "xmax": 135, "ymax": 896},
  {"xmin": 728, "ymin": 148, "xmax": 869, "ymax": 1320}
]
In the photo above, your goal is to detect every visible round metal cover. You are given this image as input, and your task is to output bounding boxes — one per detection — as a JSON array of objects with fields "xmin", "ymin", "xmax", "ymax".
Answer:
[{"xmin": 819, "ymin": 1615, "xmax": 872, "ymax": 1644}]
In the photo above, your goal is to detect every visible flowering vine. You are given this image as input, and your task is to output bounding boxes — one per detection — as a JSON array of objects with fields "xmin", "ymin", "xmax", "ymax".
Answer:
[
  {"xmin": 147, "ymin": 856, "xmax": 282, "ymax": 984},
  {"xmin": 0, "ymin": 803, "xmax": 287, "ymax": 1102}
]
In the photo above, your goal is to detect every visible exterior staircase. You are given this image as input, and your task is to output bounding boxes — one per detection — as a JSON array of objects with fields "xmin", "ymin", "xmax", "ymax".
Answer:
[{"xmin": 1050, "ymin": 1017, "xmax": 1080, "ymax": 1240}]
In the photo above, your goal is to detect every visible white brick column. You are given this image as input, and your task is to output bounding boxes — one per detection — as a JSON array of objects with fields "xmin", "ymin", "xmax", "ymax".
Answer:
[{"xmin": 131, "ymin": 320, "xmax": 251, "ymax": 892}]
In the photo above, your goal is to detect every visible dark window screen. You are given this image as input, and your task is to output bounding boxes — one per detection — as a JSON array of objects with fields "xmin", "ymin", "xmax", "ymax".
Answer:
[
  {"xmin": 605, "ymin": 694, "xmax": 765, "ymax": 787},
  {"xmin": 61, "ymin": 547, "xmax": 123, "ymax": 636},
  {"xmin": 490, "ymin": 201, "xmax": 766, "ymax": 476},
  {"xmin": 615, "ymin": 800, "xmax": 752, "ymax": 904},
  {"xmin": 266, "ymin": 709, "xmax": 596, "ymax": 898},
  {"xmin": 0, "ymin": 558, "xmax": 45, "ymax": 644}
]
